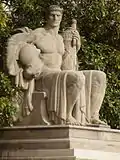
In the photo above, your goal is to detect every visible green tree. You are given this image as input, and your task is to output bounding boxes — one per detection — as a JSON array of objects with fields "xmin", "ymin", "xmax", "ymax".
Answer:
[
  {"xmin": 0, "ymin": 0, "xmax": 120, "ymax": 128},
  {"xmin": 0, "ymin": 1, "xmax": 12, "ymax": 70},
  {"xmin": 0, "ymin": 72, "xmax": 20, "ymax": 127},
  {"xmin": 0, "ymin": 1, "xmax": 18, "ymax": 126}
]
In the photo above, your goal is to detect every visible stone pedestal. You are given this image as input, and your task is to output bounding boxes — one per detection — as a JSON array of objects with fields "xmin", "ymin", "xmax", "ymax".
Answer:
[{"xmin": 0, "ymin": 125, "xmax": 120, "ymax": 160}]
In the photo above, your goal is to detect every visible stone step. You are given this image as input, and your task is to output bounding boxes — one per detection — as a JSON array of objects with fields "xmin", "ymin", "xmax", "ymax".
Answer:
[{"xmin": 0, "ymin": 125, "xmax": 120, "ymax": 160}]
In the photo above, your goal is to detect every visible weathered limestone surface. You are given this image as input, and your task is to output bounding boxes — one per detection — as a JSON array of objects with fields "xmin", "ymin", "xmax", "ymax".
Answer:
[
  {"xmin": 0, "ymin": 125, "xmax": 120, "ymax": 160},
  {"xmin": 3, "ymin": 4, "xmax": 119, "ymax": 160},
  {"xmin": 6, "ymin": 5, "xmax": 107, "ymax": 126}
]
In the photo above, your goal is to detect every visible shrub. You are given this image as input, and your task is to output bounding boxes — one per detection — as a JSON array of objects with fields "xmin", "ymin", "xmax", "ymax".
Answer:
[{"xmin": 0, "ymin": 72, "xmax": 19, "ymax": 127}]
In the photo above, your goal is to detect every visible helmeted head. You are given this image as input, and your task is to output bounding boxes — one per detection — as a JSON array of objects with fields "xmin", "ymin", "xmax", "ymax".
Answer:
[{"xmin": 46, "ymin": 5, "xmax": 63, "ymax": 27}]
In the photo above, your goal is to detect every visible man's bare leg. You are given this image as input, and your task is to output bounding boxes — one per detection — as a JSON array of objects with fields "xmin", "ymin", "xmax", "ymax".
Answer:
[
  {"xmin": 66, "ymin": 72, "xmax": 85, "ymax": 125},
  {"xmin": 90, "ymin": 71, "xmax": 106, "ymax": 125}
]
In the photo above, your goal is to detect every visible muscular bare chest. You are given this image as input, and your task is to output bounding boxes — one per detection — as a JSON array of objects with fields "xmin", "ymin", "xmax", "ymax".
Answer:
[{"xmin": 34, "ymin": 32, "xmax": 64, "ymax": 55}]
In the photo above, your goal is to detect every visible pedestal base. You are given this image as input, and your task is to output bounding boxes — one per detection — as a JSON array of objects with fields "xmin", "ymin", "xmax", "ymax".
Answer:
[
  {"xmin": 1, "ymin": 149, "xmax": 120, "ymax": 160},
  {"xmin": 0, "ymin": 125, "xmax": 120, "ymax": 160}
]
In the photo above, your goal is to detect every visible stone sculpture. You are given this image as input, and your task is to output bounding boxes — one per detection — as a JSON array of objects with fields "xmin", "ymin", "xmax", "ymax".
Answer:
[{"xmin": 7, "ymin": 5, "xmax": 106, "ymax": 126}]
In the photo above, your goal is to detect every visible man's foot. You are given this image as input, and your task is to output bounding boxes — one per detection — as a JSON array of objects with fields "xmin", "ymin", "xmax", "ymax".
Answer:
[
  {"xmin": 90, "ymin": 118, "xmax": 107, "ymax": 125},
  {"xmin": 66, "ymin": 115, "xmax": 81, "ymax": 125},
  {"xmin": 29, "ymin": 104, "xmax": 33, "ymax": 112},
  {"xmin": 25, "ymin": 107, "xmax": 31, "ymax": 116}
]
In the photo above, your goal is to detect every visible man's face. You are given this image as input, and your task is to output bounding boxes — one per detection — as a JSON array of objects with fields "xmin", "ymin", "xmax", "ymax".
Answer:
[{"xmin": 47, "ymin": 11, "xmax": 62, "ymax": 27}]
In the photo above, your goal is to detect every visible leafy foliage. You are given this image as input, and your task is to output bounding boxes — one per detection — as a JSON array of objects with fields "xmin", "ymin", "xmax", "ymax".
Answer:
[
  {"xmin": 0, "ymin": 97, "xmax": 16, "ymax": 127},
  {"xmin": 0, "ymin": 0, "xmax": 120, "ymax": 128},
  {"xmin": 0, "ymin": 72, "xmax": 20, "ymax": 127},
  {"xmin": 79, "ymin": 38, "xmax": 120, "ymax": 128}
]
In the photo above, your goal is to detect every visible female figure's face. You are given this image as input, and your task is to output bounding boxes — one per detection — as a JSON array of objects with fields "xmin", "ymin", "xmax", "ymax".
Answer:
[{"xmin": 47, "ymin": 11, "xmax": 62, "ymax": 27}]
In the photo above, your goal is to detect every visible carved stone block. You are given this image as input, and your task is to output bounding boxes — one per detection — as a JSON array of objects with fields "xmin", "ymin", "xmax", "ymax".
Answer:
[{"xmin": 0, "ymin": 125, "xmax": 120, "ymax": 160}]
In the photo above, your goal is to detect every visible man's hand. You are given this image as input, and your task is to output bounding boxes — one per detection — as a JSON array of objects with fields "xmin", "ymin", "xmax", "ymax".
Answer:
[{"xmin": 72, "ymin": 30, "xmax": 81, "ymax": 52}]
